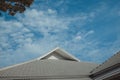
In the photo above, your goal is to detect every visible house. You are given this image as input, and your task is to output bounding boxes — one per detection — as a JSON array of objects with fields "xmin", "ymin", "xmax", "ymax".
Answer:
[{"xmin": 0, "ymin": 47, "xmax": 120, "ymax": 80}]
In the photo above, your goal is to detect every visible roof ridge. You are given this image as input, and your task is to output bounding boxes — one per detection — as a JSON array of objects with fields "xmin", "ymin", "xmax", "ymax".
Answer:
[
  {"xmin": 37, "ymin": 47, "xmax": 60, "ymax": 60},
  {"xmin": 37, "ymin": 47, "xmax": 80, "ymax": 61}
]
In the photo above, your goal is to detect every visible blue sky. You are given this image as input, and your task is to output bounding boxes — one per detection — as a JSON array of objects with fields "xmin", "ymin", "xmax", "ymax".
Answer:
[{"xmin": 0, "ymin": 0, "xmax": 120, "ymax": 68}]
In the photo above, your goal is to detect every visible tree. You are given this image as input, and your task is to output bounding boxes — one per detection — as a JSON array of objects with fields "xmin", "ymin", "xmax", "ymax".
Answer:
[{"xmin": 0, "ymin": 0, "xmax": 34, "ymax": 16}]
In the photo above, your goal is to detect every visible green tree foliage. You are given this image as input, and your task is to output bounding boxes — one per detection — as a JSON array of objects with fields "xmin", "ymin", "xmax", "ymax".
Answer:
[{"xmin": 0, "ymin": 0, "xmax": 34, "ymax": 16}]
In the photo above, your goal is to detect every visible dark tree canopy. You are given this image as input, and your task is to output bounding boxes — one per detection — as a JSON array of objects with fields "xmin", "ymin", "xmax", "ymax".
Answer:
[{"xmin": 0, "ymin": 0, "xmax": 34, "ymax": 16}]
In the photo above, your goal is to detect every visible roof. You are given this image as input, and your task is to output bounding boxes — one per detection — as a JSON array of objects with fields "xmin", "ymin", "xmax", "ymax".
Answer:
[
  {"xmin": 37, "ymin": 47, "xmax": 80, "ymax": 61},
  {"xmin": 0, "ymin": 47, "xmax": 99, "ymax": 79},
  {"xmin": 91, "ymin": 51, "xmax": 120, "ymax": 74},
  {"xmin": 0, "ymin": 60, "xmax": 98, "ymax": 79}
]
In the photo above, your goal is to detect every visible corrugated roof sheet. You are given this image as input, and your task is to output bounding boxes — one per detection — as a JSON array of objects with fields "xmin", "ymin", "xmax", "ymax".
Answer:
[
  {"xmin": 0, "ymin": 59, "xmax": 98, "ymax": 78},
  {"xmin": 91, "ymin": 51, "xmax": 120, "ymax": 74}
]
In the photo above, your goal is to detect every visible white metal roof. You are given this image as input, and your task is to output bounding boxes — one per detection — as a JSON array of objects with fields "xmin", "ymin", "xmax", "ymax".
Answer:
[
  {"xmin": 0, "ymin": 47, "xmax": 99, "ymax": 80},
  {"xmin": 0, "ymin": 60, "xmax": 98, "ymax": 79}
]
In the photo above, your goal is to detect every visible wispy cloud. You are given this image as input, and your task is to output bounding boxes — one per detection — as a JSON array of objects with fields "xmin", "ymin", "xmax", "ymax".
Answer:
[
  {"xmin": 0, "ymin": 0, "xmax": 120, "ymax": 68},
  {"xmin": 0, "ymin": 8, "xmax": 97, "ymax": 67}
]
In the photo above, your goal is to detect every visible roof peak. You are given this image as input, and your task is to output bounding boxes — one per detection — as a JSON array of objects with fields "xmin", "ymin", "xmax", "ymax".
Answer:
[{"xmin": 37, "ymin": 47, "xmax": 80, "ymax": 62}]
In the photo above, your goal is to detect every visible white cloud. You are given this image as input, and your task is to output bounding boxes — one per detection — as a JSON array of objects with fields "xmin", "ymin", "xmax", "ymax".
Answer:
[
  {"xmin": 84, "ymin": 30, "xmax": 94, "ymax": 38},
  {"xmin": 75, "ymin": 35, "xmax": 82, "ymax": 40},
  {"xmin": 1, "ymin": 5, "xmax": 119, "ymax": 68},
  {"xmin": 0, "ymin": 8, "xmax": 98, "ymax": 67},
  {"xmin": 48, "ymin": 9, "xmax": 57, "ymax": 14},
  {"xmin": 0, "ymin": 9, "xmax": 73, "ymax": 67}
]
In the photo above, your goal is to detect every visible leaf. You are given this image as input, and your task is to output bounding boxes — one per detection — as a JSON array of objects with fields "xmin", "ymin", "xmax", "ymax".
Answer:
[{"xmin": 0, "ymin": 0, "xmax": 34, "ymax": 16}]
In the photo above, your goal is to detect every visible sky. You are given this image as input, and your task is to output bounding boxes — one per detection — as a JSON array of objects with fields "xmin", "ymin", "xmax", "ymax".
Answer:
[{"xmin": 0, "ymin": 0, "xmax": 120, "ymax": 68}]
